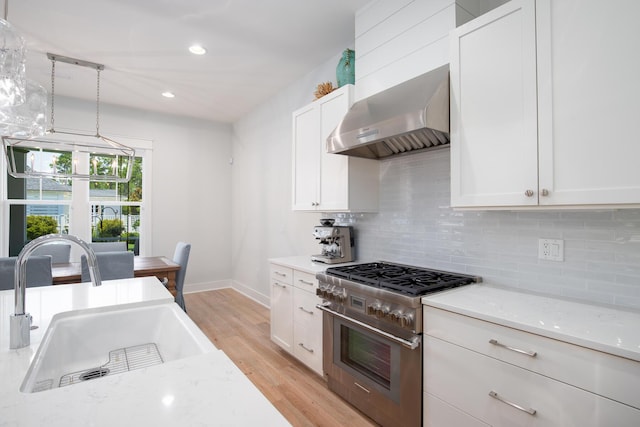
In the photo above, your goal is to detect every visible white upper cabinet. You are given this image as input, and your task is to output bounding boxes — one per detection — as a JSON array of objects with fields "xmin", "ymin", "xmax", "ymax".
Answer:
[
  {"xmin": 451, "ymin": 0, "xmax": 640, "ymax": 208},
  {"xmin": 292, "ymin": 84, "xmax": 379, "ymax": 212}
]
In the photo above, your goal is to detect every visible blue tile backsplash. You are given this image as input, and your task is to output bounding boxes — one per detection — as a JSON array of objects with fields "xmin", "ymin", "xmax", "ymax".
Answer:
[{"xmin": 328, "ymin": 149, "xmax": 640, "ymax": 309}]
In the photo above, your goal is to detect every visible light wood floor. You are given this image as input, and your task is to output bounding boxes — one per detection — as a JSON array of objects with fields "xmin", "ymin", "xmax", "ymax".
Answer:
[{"xmin": 185, "ymin": 288, "xmax": 377, "ymax": 427}]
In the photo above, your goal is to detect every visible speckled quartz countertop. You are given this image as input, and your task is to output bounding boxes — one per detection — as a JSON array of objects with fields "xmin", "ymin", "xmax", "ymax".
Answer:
[
  {"xmin": 269, "ymin": 255, "xmax": 360, "ymax": 274},
  {"xmin": 422, "ymin": 284, "xmax": 640, "ymax": 362},
  {"xmin": 0, "ymin": 277, "xmax": 290, "ymax": 426}
]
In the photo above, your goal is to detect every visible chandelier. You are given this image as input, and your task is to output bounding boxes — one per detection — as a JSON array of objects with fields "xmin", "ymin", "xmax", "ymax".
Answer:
[{"xmin": 2, "ymin": 53, "xmax": 135, "ymax": 182}]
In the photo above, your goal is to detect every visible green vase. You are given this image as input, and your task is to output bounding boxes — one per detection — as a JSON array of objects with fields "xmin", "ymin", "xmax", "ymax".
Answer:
[{"xmin": 336, "ymin": 49, "xmax": 355, "ymax": 87}]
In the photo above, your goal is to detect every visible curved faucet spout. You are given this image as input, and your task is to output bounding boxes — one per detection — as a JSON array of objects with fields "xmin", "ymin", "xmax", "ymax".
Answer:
[{"xmin": 10, "ymin": 234, "xmax": 102, "ymax": 349}]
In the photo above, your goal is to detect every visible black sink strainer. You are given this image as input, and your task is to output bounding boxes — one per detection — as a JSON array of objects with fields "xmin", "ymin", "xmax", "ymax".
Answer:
[{"xmin": 79, "ymin": 368, "xmax": 110, "ymax": 381}]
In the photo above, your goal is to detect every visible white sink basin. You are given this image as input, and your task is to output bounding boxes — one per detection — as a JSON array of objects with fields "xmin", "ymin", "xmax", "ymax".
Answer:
[{"xmin": 21, "ymin": 302, "xmax": 216, "ymax": 393}]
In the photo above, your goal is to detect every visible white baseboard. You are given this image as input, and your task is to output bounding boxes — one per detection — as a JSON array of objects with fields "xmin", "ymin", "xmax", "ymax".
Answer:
[
  {"xmin": 230, "ymin": 280, "xmax": 270, "ymax": 308},
  {"xmin": 183, "ymin": 279, "xmax": 232, "ymax": 294},
  {"xmin": 183, "ymin": 279, "xmax": 270, "ymax": 309}
]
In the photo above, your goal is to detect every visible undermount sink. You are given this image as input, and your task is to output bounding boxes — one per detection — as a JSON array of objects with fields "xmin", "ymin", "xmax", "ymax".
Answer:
[{"xmin": 21, "ymin": 302, "xmax": 216, "ymax": 393}]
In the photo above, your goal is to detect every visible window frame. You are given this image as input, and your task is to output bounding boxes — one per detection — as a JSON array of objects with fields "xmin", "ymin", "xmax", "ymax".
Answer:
[{"xmin": 0, "ymin": 134, "xmax": 153, "ymax": 258}]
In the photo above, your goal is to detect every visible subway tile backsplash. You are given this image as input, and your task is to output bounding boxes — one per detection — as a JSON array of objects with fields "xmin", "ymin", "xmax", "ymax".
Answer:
[{"xmin": 329, "ymin": 149, "xmax": 640, "ymax": 309}]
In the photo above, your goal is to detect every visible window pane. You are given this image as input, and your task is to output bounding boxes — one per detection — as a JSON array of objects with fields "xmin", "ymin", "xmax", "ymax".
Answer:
[
  {"xmin": 8, "ymin": 205, "xmax": 70, "ymax": 256},
  {"xmin": 8, "ymin": 148, "xmax": 72, "ymax": 200},
  {"xmin": 89, "ymin": 156, "xmax": 142, "ymax": 202},
  {"xmin": 91, "ymin": 204, "xmax": 141, "ymax": 255}
]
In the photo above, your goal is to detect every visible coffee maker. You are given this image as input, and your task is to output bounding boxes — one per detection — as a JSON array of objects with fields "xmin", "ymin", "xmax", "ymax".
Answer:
[{"xmin": 311, "ymin": 222, "xmax": 354, "ymax": 264}]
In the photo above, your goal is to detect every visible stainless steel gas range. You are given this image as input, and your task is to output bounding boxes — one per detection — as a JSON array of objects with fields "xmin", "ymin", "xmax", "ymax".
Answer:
[{"xmin": 316, "ymin": 261, "xmax": 480, "ymax": 427}]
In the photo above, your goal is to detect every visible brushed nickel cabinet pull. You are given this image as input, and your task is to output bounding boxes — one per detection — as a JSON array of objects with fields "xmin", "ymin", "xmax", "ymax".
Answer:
[
  {"xmin": 525, "ymin": 189, "xmax": 534, "ymax": 197},
  {"xmin": 489, "ymin": 391, "xmax": 536, "ymax": 415},
  {"xmin": 274, "ymin": 271, "xmax": 287, "ymax": 277},
  {"xmin": 540, "ymin": 188, "xmax": 549, "ymax": 196},
  {"xmin": 298, "ymin": 343, "xmax": 314, "ymax": 353},
  {"xmin": 489, "ymin": 339, "xmax": 537, "ymax": 357},
  {"xmin": 273, "ymin": 282, "xmax": 286, "ymax": 289},
  {"xmin": 298, "ymin": 279, "xmax": 314, "ymax": 286},
  {"xmin": 354, "ymin": 382, "xmax": 371, "ymax": 394},
  {"xmin": 298, "ymin": 306, "xmax": 314, "ymax": 315}
]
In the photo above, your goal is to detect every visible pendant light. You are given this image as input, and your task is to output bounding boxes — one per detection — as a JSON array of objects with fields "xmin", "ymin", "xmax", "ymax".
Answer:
[
  {"xmin": 2, "ymin": 53, "xmax": 135, "ymax": 182},
  {"xmin": 0, "ymin": 0, "xmax": 27, "ymax": 107}
]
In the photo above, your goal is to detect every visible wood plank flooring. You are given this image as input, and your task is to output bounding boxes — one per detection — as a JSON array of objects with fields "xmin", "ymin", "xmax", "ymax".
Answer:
[{"xmin": 185, "ymin": 288, "xmax": 377, "ymax": 427}]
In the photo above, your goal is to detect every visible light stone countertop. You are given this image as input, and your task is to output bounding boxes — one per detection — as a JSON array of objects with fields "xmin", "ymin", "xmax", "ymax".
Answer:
[
  {"xmin": 0, "ymin": 277, "xmax": 290, "ymax": 426},
  {"xmin": 422, "ymin": 284, "xmax": 640, "ymax": 362},
  {"xmin": 269, "ymin": 255, "xmax": 362, "ymax": 275}
]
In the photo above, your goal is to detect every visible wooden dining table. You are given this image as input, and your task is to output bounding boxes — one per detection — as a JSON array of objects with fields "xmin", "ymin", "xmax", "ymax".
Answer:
[{"xmin": 52, "ymin": 256, "xmax": 181, "ymax": 296}]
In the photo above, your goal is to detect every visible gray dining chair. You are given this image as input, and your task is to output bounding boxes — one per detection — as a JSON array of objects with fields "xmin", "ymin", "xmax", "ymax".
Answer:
[
  {"xmin": 88, "ymin": 241, "xmax": 127, "ymax": 253},
  {"xmin": 80, "ymin": 251, "xmax": 134, "ymax": 282},
  {"xmin": 31, "ymin": 243, "xmax": 72, "ymax": 264},
  {"xmin": 0, "ymin": 255, "xmax": 54, "ymax": 290},
  {"xmin": 172, "ymin": 242, "xmax": 191, "ymax": 312}
]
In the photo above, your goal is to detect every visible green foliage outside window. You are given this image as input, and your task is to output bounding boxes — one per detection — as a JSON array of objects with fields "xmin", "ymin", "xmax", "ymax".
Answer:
[
  {"xmin": 95, "ymin": 219, "xmax": 124, "ymax": 237},
  {"xmin": 26, "ymin": 216, "xmax": 58, "ymax": 240}
]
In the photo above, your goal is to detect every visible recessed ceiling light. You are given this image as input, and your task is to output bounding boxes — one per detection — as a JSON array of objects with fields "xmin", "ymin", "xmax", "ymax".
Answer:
[
  {"xmin": 162, "ymin": 91, "xmax": 175, "ymax": 98},
  {"xmin": 188, "ymin": 45, "xmax": 207, "ymax": 55}
]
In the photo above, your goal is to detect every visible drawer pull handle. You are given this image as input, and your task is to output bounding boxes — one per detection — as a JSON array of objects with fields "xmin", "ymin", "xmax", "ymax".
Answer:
[
  {"xmin": 298, "ymin": 279, "xmax": 314, "ymax": 286},
  {"xmin": 298, "ymin": 343, "xmax": 314, "ymax": 353},
  {"xmin": 274, "ymin": 271, "xmax": 287, "ymax": 277},
  {"xmin": 489, "ymin": 339, "xmax": 537, "ymax": 357},
  {"xmin": 354, "ymin": 382, "xmax": 371, "ymax": 394},
  {"xmin": 298, "ymin": 306, "xmax": 314, "ymax": 315},
  {"xmin": 273, "ymin": 282, "xmax": 286, "ymax": 289},
  {"xmin": 489, "ymin": 391, "xmax": 536, "ymax": 415}
]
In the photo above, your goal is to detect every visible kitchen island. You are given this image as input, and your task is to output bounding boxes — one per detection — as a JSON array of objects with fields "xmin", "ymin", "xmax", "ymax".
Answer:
[{"xmin": 0, "ymin": 277, "xmax": 290, "ymax": 426}]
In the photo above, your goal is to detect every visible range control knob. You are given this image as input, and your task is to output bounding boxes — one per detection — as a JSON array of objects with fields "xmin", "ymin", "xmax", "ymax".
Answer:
[
  {"xmin": 367, "ymin": 303, "xmax": 381, "ymax": 316},
  {"xmin": 375, "ymin": 306, "xmax": 389, "ymax": 319},
  {"xmin": 390, "ymin": 310, "xmax": 402, "ymax": 324},
  {"xmin": 400, "ymin": 313, "xmax": 414, "ymax": 328},
  {"xmin": 332, "ymin": 288, "xmax": 347, "ymax": 303}
]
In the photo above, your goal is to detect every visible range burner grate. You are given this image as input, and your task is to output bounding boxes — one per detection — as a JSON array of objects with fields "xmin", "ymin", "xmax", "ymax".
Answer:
[{"xmin": 326, "ymin": 262, "xmax": 478, "ymax": 296}]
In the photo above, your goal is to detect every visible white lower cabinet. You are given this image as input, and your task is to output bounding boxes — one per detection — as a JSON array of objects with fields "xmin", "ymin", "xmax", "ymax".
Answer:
[
  {"xmin": 270, "ymin": 263, "xmax": 323, "ymax": 376},
  {"xmin": 269, "ymin": 265, "xmax": 293, "ymax": 352},
  {"xmin": 422, "ymin": 306, "xmax": 640, "ymax": 426}
]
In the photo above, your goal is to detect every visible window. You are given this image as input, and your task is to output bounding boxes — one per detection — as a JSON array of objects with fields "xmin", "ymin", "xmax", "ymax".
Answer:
[{"xmin": 1, "ymin": 138, "xmax": 151, "ymax": 258}]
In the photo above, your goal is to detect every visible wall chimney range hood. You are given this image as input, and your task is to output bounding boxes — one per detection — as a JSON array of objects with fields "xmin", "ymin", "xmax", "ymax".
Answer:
[{"xmin": 327, "ymin": 65, "xmax": 450, "ymax": 160}]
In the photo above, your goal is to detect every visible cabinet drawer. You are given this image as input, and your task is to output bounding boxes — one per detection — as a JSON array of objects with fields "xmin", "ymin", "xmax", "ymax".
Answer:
[
  {"xmin": 424, "ymin": 336, "xmax": 640, "ymax": 427},
  {"xmin": 293, "ymin": 270, "xmax": 318, "ymax": 292},
  {"xmin": 270, "ymin": 264, "xmax": 293, "ymax": 285},
  {"xmin": 293, "ymin": 287, "xmax": 323, "ymax": 375},
  {"xmin": 424, "ymin": 306, "xmax": 640, "ymax": 409},
  {"xmin": 424, "ymin": 392, "xmax": 489, "ymax": 427}
]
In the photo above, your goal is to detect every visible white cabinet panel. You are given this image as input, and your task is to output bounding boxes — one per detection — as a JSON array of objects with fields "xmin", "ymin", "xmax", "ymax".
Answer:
[
  {"xmin": 536, "ymin": 0, "xmax": 640, "ymax": 206},
  {"xmin": 451, "ymin": 0, "xmax": 640, "ymax": 208},
  {"xmin": 270, "ymin": 277, "xmax": 293, "ymax": 353},
  {"xmin": 292, "ymin": 84, "xmax": 378, "ymax": 212},
  {"xmin": 425, "ymin": 336, "xmax": 640, "ymax": 427},
  {"xmin": 424, "ymin": 392, "xmax": 489, "ymax": 427},
  {"xmin": 450, "ymin": 0, "xmax": 539, "ymax": 207},
  {"xmin": 293, "ymin": 287, "xmax": 323, "ymax": 375}
]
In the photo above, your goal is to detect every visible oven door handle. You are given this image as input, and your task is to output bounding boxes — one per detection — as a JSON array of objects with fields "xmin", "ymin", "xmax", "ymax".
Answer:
[{"xmin": 316, "ymin": 303, "xmax": 421, "ymax": 350}]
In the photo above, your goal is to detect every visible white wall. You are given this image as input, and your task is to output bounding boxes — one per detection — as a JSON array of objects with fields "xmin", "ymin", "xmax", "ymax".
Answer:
[
  {"xmin": 50, "ymin": 96, "xmax": 233, "ymax": 290},
  {"xmin": 230, "ymin": 52, "xmax": 352, "ymax": 305}
]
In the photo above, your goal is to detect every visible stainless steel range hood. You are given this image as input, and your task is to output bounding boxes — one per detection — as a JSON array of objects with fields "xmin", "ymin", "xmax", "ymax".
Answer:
[{"xmin": 327, "ymin": 65, "xmax": 449, "ymax": 159}]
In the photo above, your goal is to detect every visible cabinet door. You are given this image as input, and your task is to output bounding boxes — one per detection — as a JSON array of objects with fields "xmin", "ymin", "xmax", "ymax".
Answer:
[
  {"xmin": 318, "ymin": 86, "xmax": 352, "ymax": 211},
  {"xmin": 450, "ymin": 0, "xmax": 539, "ymax": 207},
  {"xmin": 270, "ymin": 278, "xmax": 293, "ymax": 353},
  {"xmin": 536, "ymin": 0, "xmax": 640, "ymax": 206},
  {"xmin": 292, "ymin": 104, "xmax": 320, "ymax": 211},
  {"xmin": 293, "ymin": 287, "xmax": 323, "ymax": 375}
]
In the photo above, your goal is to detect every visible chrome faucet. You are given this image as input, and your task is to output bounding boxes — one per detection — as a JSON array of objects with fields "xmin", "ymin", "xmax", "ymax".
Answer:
[{"xmin": 10, "ymin": 234, "xmax": 102, "ymax": 349}]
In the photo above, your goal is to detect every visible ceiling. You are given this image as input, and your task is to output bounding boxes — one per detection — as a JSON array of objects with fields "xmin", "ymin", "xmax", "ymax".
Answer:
[{"xmin": 7, "ymin": 0, "xmax": 370, "ymax": 123}]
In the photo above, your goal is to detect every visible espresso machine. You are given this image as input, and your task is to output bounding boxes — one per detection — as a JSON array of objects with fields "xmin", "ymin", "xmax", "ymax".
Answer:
[{"xmin": 311, "ymin": 222, "xmax": 354, "ymax": 264}]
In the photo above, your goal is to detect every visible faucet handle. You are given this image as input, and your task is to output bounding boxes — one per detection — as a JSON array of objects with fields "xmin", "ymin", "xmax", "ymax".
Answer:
[{"xmin": 9, "ymin": 313, "xmax": 32, "ymax": 349}]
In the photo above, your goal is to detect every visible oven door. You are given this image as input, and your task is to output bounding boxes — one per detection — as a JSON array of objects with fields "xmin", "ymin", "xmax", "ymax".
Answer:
[{"xmin": 320, "ymin": 306, "xmax": 422, "ymax": 427}]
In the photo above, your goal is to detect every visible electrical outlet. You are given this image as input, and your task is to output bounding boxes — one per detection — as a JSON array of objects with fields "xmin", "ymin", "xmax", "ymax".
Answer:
[{"xmin": 538, "ymin": 238, "xmax": 564, "ymax": 261}]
